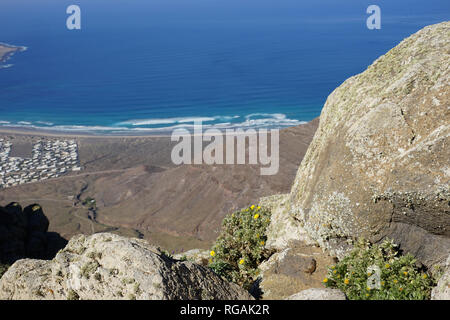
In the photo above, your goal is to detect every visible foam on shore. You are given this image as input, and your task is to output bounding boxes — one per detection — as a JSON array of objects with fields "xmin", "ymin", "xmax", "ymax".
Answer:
[{"xmin": 0, "ymin": 113, "xmax": 306, "ymax": 136}]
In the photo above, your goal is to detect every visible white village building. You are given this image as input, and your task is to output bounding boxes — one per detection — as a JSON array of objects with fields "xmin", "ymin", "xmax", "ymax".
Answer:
[{"xmin": 0, "ymin": 138, "xmax": 82, "ymax": 189}]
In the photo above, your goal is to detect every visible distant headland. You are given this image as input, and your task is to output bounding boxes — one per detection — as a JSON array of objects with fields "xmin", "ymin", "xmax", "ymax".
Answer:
[{"xmin": 0, "ymin": 43, "xmax": 26, "ymax": 68}]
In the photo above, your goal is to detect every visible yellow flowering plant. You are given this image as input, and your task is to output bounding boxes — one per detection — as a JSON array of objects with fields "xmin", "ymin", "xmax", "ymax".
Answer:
[
  {"xmin": 208, "ymin": 205, "xmax": 273, "ymax": 290},
  {"xmin": 324, "ymin": 239, "xmax": 436, "ymax": 300}
]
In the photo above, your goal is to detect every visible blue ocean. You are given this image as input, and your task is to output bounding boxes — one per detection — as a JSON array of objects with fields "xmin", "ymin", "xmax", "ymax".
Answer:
[{"xmin": 0, "ymin": 0, "xmax": 448, "ymax": 134}]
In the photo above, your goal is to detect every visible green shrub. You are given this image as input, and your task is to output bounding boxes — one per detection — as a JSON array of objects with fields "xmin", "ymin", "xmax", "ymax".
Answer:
[
  {"xmin": 208, "ymin": 205, "xmax": 273, "ymax": 290},
  {"xmin": 82, "ymin": 197, "xmax": 96, "ymax": 209},
  {"xmin": 324, "ymin": 239, "xmax": 435, "ymax": 300},
  {"xmin": 160, "ymin": 250, "xmax": 173, "ymax": 259}
]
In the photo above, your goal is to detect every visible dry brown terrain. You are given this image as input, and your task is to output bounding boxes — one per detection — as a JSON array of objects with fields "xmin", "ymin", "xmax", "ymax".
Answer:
[{"xmin": 0, "ymin": 120, "xmax": 319, "ymax": 252}]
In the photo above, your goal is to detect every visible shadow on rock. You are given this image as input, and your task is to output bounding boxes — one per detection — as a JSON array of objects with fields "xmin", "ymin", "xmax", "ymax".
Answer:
[{"xmin": 0, "ymin": 202, "xmax": 68, "ymax": 265}]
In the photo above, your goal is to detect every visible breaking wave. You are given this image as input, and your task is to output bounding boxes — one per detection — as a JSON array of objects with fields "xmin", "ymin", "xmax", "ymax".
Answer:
[{"xmin": 0, "ymin": 113, "xmax": 305, "ymax": 135}]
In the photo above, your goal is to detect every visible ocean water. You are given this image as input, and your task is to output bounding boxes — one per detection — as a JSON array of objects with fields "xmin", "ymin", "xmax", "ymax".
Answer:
[{"xmin": 0, "ymin": 0, "xmax": 448, "ymax": 134}]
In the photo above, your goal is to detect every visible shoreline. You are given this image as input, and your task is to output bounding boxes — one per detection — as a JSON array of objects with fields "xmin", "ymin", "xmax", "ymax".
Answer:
[
  {"xmin": 0, "ymin": 112, "xmax": 309, "ymax": 138},
  {"xmin": 0, "ymin": 121, "xmax": 314, "ymax": 139},
  {"xmin": 0, "ymin": 126, "xmax": 172, "ymax": 138}
]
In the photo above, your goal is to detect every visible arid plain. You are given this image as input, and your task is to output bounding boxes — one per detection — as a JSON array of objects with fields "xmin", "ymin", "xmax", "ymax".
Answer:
[{"xmin": 0, "ymin": 119, "xmax": 318, "ymax": 252}]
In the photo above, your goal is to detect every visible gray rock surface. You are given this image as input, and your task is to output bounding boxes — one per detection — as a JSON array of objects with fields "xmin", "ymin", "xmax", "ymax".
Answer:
[
  {"xmin": 431, "ymin": 255, "xmax": 450, "ymax": 300},
  {"xmin": 284, "ymin": 21, "xmax": 450, "ymax": 267},
  {"xmin": 0, "ymin": 233, "xmax": 253, "ymax": 300},
  {"xmin": 260, "ymin": 194, "xmax": 316, "ymax": 250},
  {"xmin": 286, "ymin": 288, "xmax": 346, "ymax": 300}
]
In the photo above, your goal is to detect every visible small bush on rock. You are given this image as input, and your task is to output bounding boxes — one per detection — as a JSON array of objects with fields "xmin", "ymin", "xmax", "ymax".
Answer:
[
  {"xmin": 209, "ymin": 205, "xmax": 273, "ymax": 290},
  {"xmin": 324, "ymin": 239, "xmax": 435, "ymax": 300}
]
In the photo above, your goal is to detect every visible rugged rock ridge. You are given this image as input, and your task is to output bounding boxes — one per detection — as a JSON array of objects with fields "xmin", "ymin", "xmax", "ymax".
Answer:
[
  {"xmin": 273, "ymin": 21, "xmax": 450, "ymax": 268},
  {"xmin": 0, "ymin": 233, "xmax": 253, "ymax": 300}
]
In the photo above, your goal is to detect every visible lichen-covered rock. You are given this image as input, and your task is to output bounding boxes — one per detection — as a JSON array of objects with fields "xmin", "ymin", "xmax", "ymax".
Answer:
[
  {"xmin": 260, "ymin": 194, "xmax": 315, "ymax": 250},
  {"xmin": 431, "ymin": 255, "xmax": 450, "ymax": 300},
  {"xmin": 286, "ymin": 22, "xmax": 450, "ymax": 267},
  {"xmin": 286, "ymin": 288, "xmax": 346, "ymax": 300},
  {"xmin": 0, "ymin": 233, "xmax": 253, "ymax": 300}
]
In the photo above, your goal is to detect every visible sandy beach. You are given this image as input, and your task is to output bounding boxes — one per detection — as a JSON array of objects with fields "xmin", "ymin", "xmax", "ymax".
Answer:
[{"xmin": 0, "ymin": 126, "xmax": 173, "ymax": 139}]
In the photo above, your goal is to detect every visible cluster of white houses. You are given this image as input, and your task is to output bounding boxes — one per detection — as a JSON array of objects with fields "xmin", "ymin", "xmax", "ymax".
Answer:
[{"xmin": 0, "ymin": 138, "xmax": 81, "ymax": 189}]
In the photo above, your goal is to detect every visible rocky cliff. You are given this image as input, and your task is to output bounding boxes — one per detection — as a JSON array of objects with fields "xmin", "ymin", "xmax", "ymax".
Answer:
[
  {"xmin": 0, "ymin": 233, "xmax": 252, "ymax": 300},
  {"xmin": 269, "ymin": 21, "xmax": 450, "ymax": 269}
]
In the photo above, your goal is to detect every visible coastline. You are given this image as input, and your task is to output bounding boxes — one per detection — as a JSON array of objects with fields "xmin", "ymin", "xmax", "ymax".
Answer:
[
  {"xmin": 0, "ymin": 126, "xmax": 173, "ymax": 139},
  {"xmin": 0, "ymin": 119, "xmax": 312, "ymax": 139},
  {"xmin": 0, "ymin": 112, "xmax": 308, "ymax": 138}
]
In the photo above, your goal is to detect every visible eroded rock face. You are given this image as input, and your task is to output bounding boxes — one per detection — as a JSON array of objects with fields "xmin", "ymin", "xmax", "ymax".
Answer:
[
  {"xmin": 0, "ymin": 233, "xmax": 253, "ymax": 300},
  {"xmin": 286, "ymin": 22, "xmax": 450, "ymax": 267}
]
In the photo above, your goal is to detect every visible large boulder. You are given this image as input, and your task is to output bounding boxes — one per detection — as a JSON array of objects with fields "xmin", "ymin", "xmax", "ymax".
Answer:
[
  {"xmin": 285, "ymin": 22, "xmax": 450, "ymax": 268},
  {"xmin": 0, "ymin": 233, "xmax": 253, "ymax": 300}
]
